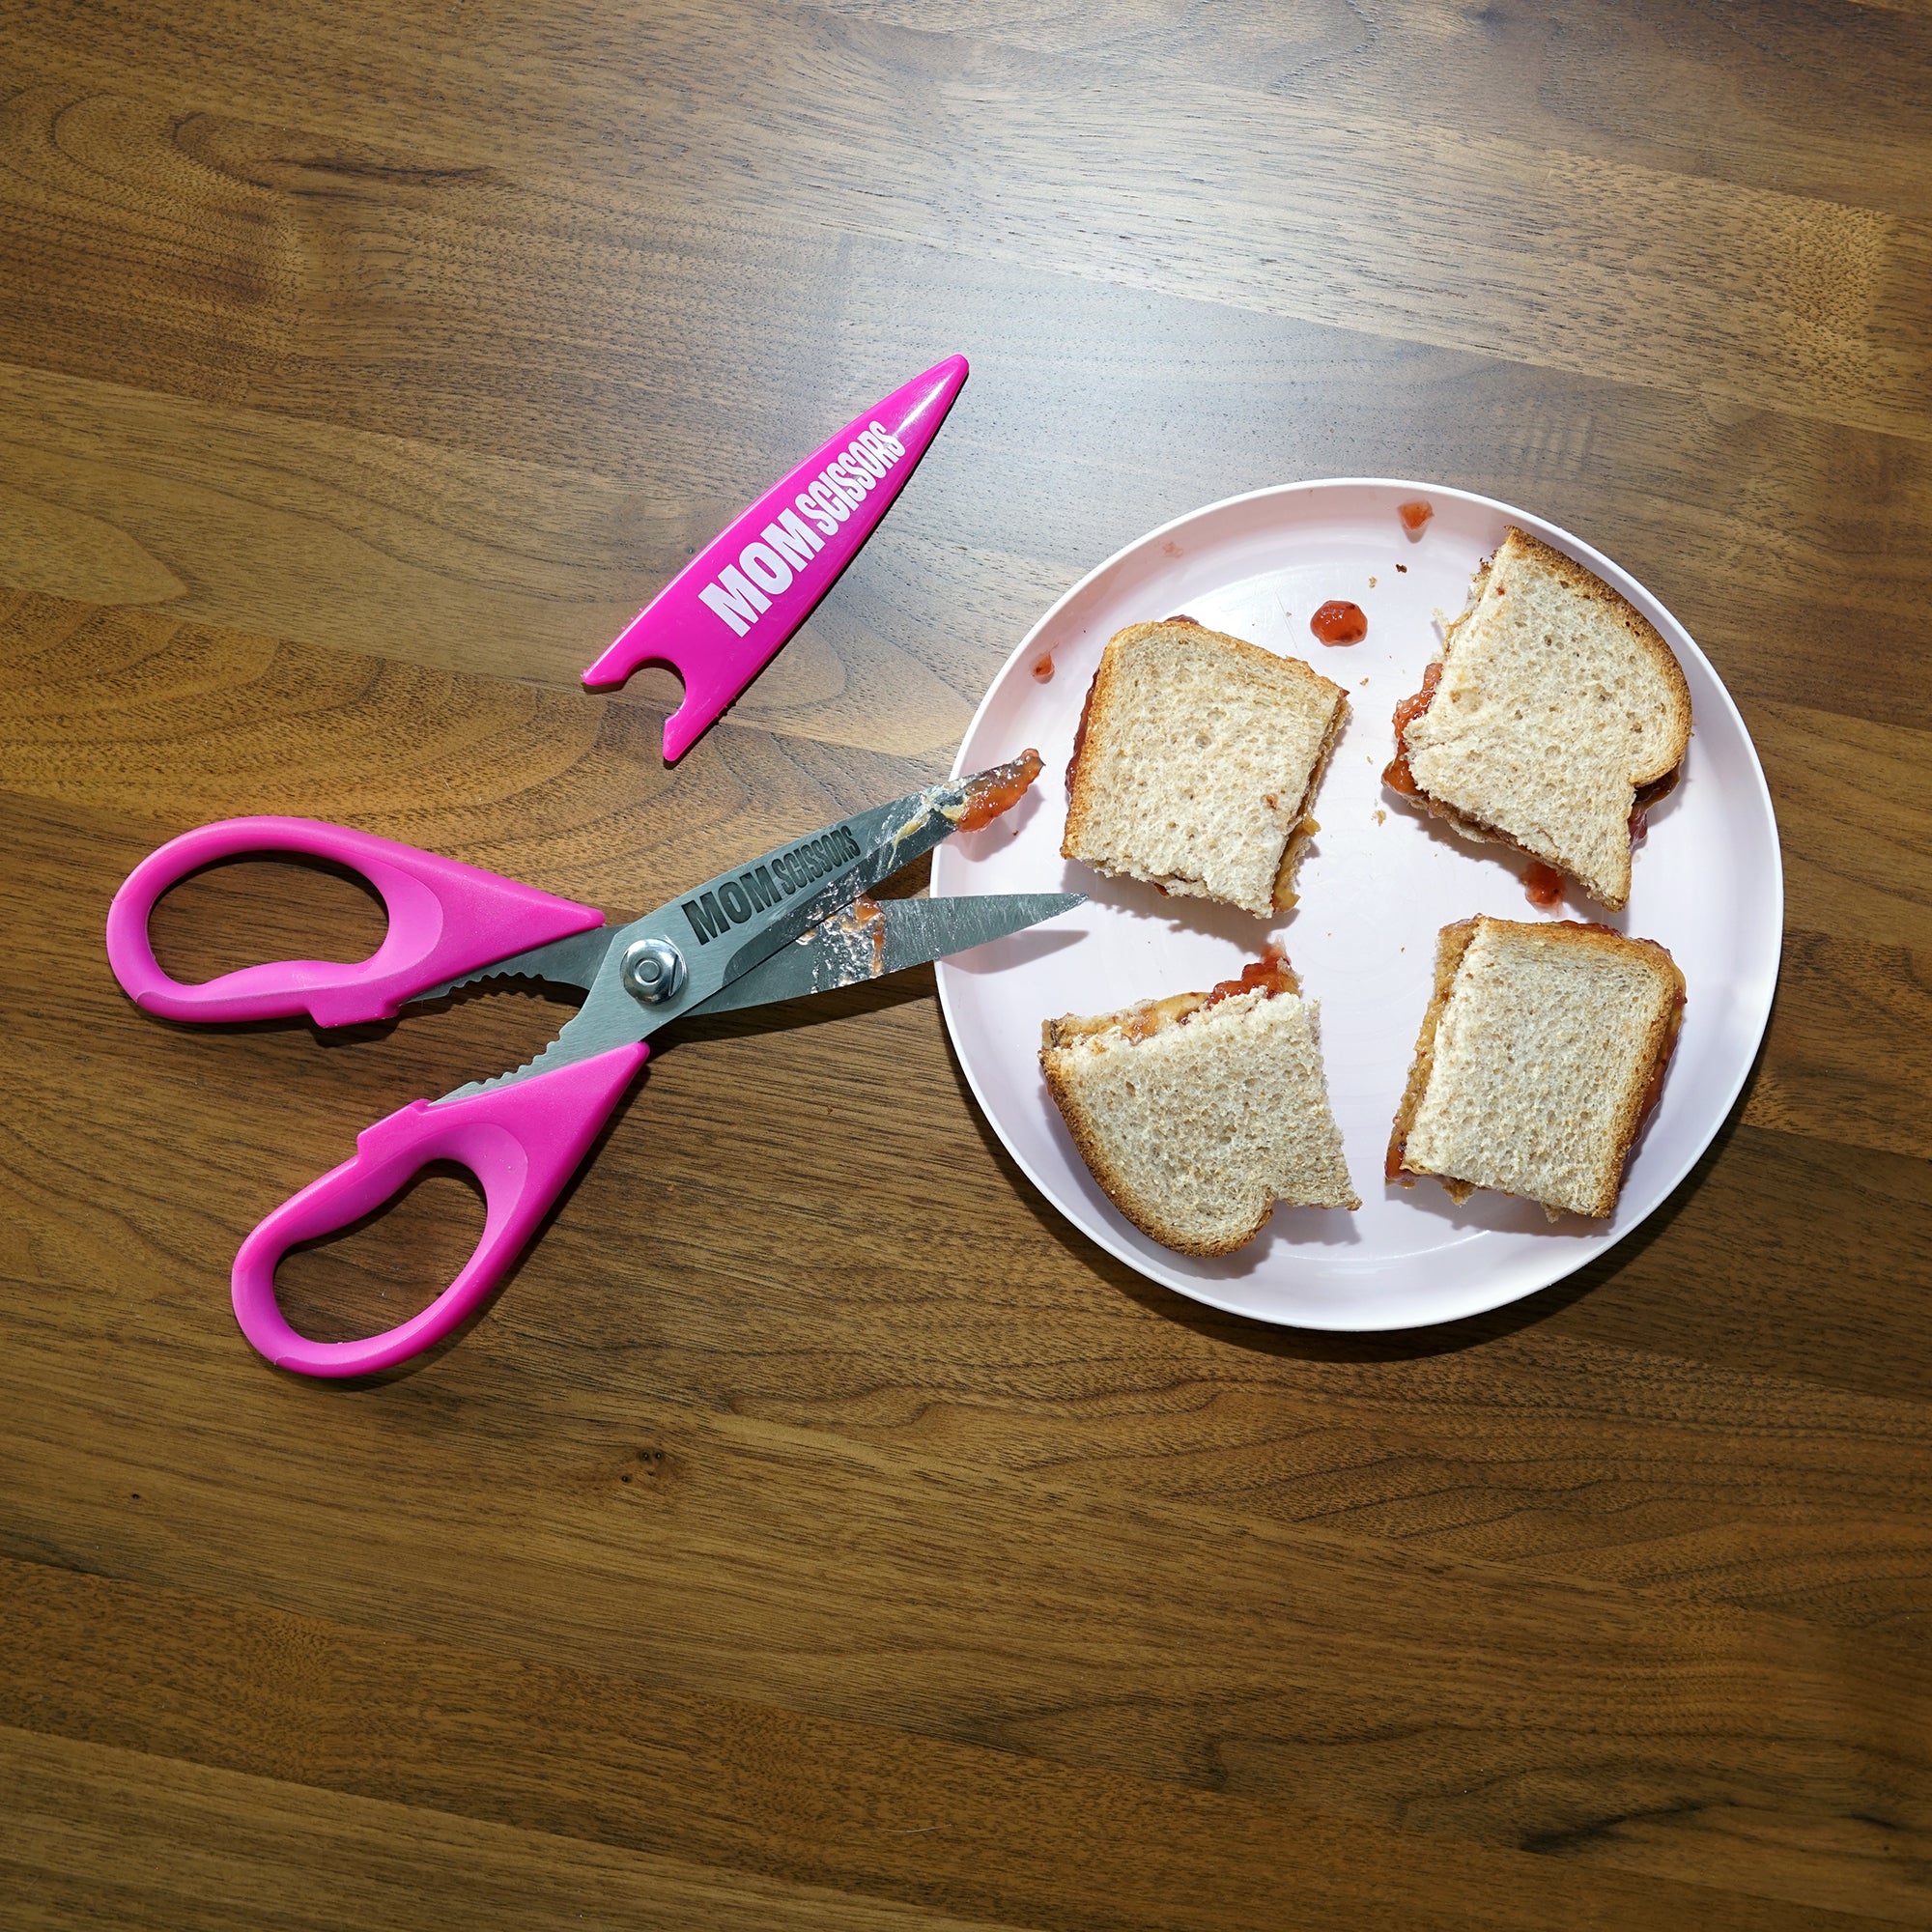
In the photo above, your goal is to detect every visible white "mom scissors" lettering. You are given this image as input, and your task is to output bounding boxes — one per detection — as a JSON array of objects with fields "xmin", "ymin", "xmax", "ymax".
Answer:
[{"xmin": 696, "ymin": 422, "xmax": 908, "ymax": 637}]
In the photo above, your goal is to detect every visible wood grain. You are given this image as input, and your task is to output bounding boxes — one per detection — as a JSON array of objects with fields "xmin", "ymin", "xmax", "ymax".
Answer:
[
  {"xmin": 0, "ymin": 60, "xmax": 1930, "ymax": 733},
  {"xmin": 5, "ymin": 4, "xmax": 1929, "ymax": 440},
  {"xmin": 0, "ymin": 1560, "xmax": 1895, "ymax": 1932},
  {"xmin": 6, "ymin": 1255, "xmax": 1932, "ymax": 1921},
  {"xmin": 0, "ymin": 1725, "xmax": 1020, "ymax": 1932},
  {"xmin": 4, "ymin": 1, "xmax": 1931, "ymax": 1924}
]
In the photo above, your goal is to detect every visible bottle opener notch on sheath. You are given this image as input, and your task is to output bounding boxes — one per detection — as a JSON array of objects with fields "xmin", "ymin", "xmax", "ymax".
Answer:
[{"xmin": 583, "ymin": 353, "xmax": 969, "ymax": 763}]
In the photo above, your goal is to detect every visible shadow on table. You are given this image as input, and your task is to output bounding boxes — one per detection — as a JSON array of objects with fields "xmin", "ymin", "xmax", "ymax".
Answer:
[
  {"xmin": 237, "ymin": 967, "xmax": 945, "ymax": 1388},
  {"xmin": 942, "ymin": 1015, "xmax": 1770, "ymax": 1365},
  {"xmin": 235, "ymin": 944, "xmax": 1776, "ymax": 1380}
]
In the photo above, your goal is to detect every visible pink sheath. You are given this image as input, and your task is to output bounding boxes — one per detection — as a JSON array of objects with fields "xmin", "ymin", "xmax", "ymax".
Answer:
[
  {"xmin": 105, "ymin": 816, "xmax": 606, "ymax": 1028},
  {"xmin": 583, "ymin": 354, "xmax": 969, "ymax": 760},
  {"xmin": 231, "ymin": 1041, "xmax": 650, "ymax": 1377}
]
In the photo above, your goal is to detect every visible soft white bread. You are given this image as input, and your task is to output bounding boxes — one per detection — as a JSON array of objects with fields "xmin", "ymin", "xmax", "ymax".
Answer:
[
  {"xmin": 1064, "ymin": 620, "xmax": 1348, "ymax": 918},
  {"xmin": 1041, "ymin": 973, "xmax": 1358, "ymax": 1255},
  {"xmin": 1391, "ymin": 528, "xmax": 1690, "ymax": 912},
  {"xmin": 1388, "ymin": 916, "xmax": 1686, "ymax": 1219}
]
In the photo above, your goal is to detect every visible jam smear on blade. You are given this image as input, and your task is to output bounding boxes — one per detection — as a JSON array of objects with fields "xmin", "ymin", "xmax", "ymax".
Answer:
[
  {"xmin": 1523, "ymin": 861, "xmax": 1565, "ymax": 908},
  {"xmin": 952, "ymin": 749, "xmax": 1042, "ymax": 833},
  {"xmin": 1311, "ymin": 601, "xmax": 1368, "ymax": 646},
  {"xmin": 1398, "ymin": 499, "xmax": 1434, "ymax": 536},
  {"xmin": 824, "ymin": 895, "xmax": 890, "ymax": 974}
]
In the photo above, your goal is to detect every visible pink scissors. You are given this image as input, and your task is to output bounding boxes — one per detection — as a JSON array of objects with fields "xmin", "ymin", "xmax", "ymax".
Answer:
[{"xmin": 104, "ymin": 754, "xmax": 1068, "ymax": 1379}]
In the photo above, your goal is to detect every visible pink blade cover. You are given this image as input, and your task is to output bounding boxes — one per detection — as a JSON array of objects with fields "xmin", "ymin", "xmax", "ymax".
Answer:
[
  {"xmin": 231, "ymin": 1042, "xmax": 649, "ymax": 1377},
  {"xmin": 105, "ymin": 816, "xmax": 606, "ymax": 1029},
  {"xmin": 583, "ymin": 353, "xmax": 969, "ymax": 761}
]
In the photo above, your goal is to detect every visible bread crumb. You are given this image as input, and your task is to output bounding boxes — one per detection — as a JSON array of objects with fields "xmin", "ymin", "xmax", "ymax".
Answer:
[
  {"xmin": 1369, "ymin": 576, "xmax": 1378, "ymax": 588},
  {"xmin": 1375, "ymin": 809, "xmax": 1386, "ymax": 824},
  {"xmin": 1397, "ymin": 563, "xmax": 1407, "ymax": 573}
]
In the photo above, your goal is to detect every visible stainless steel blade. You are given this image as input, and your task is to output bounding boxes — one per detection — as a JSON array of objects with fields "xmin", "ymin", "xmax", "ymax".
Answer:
[
  {"xmin": 410, "ymin": 925, "xmax": 615, "ymax": 1003},
  {"xmin": 683, "ymin": 893, "xmax": 1083, "ymax": 1016},
  {"xmin": 437, "ymin": 752, "xmax": 1041, "ymax": 1101}
]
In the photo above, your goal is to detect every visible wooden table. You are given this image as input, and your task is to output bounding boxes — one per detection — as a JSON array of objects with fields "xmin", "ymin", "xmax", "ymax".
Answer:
[{"xmin": 4, "ymin": 4, "xmax": 1930, "ymax": 1926}]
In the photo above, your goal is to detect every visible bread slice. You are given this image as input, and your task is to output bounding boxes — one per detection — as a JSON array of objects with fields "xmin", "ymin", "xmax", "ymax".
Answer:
[
  {"xmin": 1386, "ymin": 528, "xmax": 1690, "ymax": 912},
  {"xmin": 1040, "ymin": 962, "xmax": 1358, "ymax": 1255},
  {"xmin": 1387, "ymin": 916, "xmax": 1686, "ymax": 1218},
  {"xmin": 1065, "ymin": 620, "xmax": 1348, "ymax": 918}
]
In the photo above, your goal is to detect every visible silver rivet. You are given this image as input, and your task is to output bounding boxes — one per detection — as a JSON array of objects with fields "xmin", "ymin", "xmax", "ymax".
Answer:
[{"xmin": 621, "ymin": 937, "xmax": 686, "ymax": 1004}]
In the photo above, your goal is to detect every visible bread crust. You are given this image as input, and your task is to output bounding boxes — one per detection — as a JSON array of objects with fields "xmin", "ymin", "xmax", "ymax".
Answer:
[
  {"xmin": 1389, "ymin": 915, "xmax": 1686, "ymax": 1217},
  {"xmin": 1392, "ymin": 529, "xmax": 1692, "ymax": 912},
  {"xmin": 1040, "ymin": 1035, "xmax": 1271, "ymax": 1256},
  {"xmin": 1041, "ymin": 991, "xmax": 1208, "ymax": 1049},
  {"xmin": 1064, "ymin": 619, "xmax": 1348, "ymax": 915},
  {"xmin": 1270, "ymin": 690, "xmax": 1350, "ymax": 912},
  {"xmin": 1040, "ymin": 974, "xmax": 1355, "ymax": 1254},
  {"xmin": 1502, "ymin": 530, "xmax": 1691, "ymax": 782},
  {"xmin": 1384, "ymin": 918, "xmax": 1481, "ymax": 1201}
]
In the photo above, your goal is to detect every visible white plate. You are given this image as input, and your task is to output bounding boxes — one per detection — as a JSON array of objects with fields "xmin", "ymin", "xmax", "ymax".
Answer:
[{"xmin": 933, "ymin": 480, "xmax": 1782, "ymax": 1332}]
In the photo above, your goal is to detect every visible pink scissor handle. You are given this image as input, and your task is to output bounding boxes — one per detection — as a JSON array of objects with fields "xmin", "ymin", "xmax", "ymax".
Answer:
[
  {"xmin": 584, "ymin": 353, "xmax": 969, "ymax": 761},
  {"xmin": 105, "ymin": 816, "xmax": 607, "ymax": 1028},
  {"xmin": 231, "ymin": 1041, "xmax": 649, "ymax": 1377}
]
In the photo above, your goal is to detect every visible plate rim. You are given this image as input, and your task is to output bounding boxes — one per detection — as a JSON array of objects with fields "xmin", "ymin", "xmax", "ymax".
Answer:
[{"xmin": 935, "ymin": 476, "xmax": 1785, "ymax": 1333}]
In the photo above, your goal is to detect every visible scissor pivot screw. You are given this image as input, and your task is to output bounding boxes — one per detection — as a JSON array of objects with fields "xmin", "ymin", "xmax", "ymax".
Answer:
[{"xmin": 621, "ymin": 937, "xmax": 687, "ymax": 1005}]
